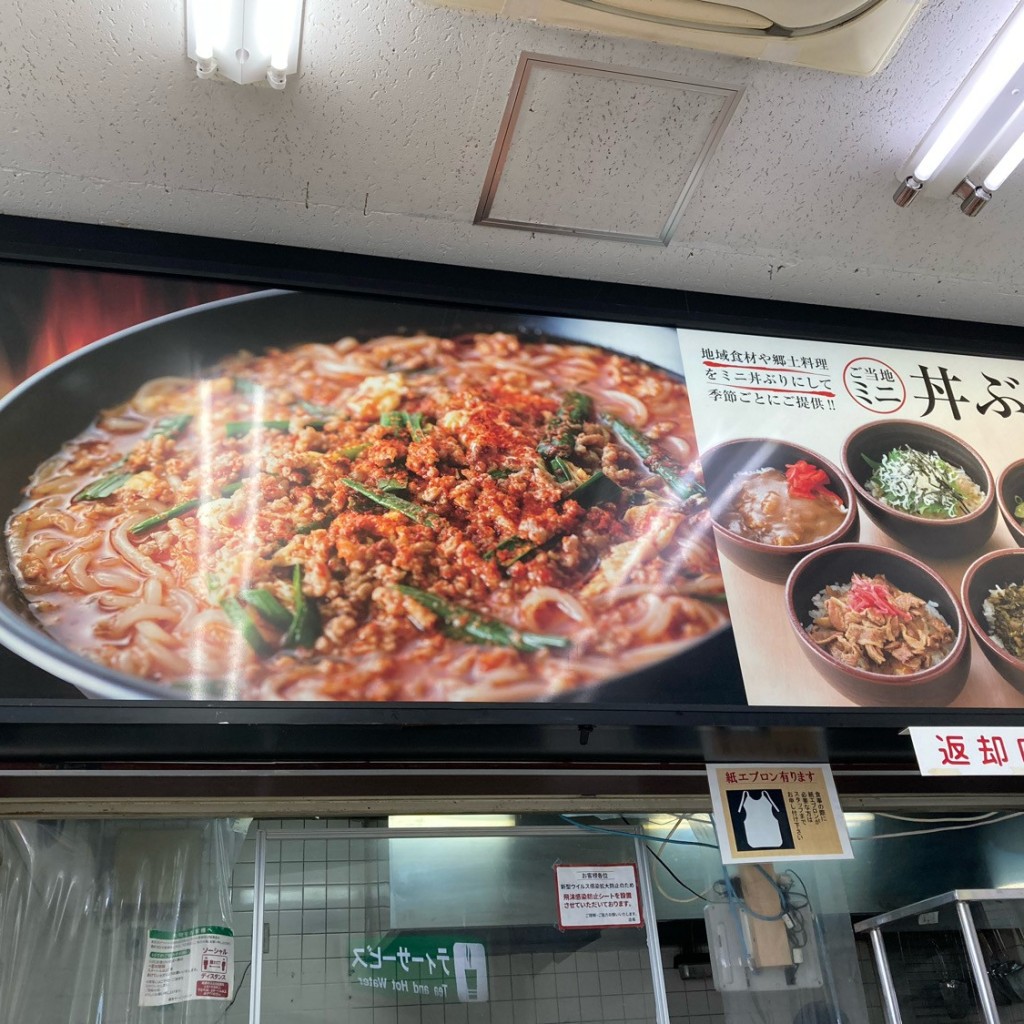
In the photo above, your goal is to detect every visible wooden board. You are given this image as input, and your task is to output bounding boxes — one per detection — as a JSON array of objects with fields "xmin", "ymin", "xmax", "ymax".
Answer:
[{"xmin": 737, "ymin": 864, "xmax": 793, "ymax": 970}]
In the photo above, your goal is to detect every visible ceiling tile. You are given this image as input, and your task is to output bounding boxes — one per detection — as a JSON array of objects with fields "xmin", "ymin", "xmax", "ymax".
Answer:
[{"xmin": 476, "ymin": 54, "xmax": 741, "ymax": 245}]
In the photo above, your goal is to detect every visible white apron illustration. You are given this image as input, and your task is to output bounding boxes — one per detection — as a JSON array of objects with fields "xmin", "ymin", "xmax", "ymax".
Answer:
[{"xmin": 737, "ymin": 790, "xmax": 784, "ymax": 848}]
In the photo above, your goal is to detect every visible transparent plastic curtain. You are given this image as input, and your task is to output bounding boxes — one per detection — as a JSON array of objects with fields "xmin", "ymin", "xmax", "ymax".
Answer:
[
  {"xmin": 714, "ymin": 861, "xmax": 871, "ymax": 1024},
  {"xmin": 0, "ymin": 818, "xmax": 250, "ymax": 1023}
]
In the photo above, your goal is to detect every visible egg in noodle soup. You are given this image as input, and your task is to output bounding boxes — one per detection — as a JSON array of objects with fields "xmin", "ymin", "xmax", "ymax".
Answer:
[{"xmin": 6, "ymin": 331, "xmax": 727, "ymax": 701}]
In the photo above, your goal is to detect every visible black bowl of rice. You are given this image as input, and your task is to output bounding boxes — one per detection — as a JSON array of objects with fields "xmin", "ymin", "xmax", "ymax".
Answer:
[
  {"xmin": 961, "ymin": 549, "xmax": 1024, "ymax": 695},
  {"xmin": 996, "ymin": 458, "xmax": 1024, "ymax": 548},
  {"xmin": 702, "ymin": 437, "xmax": 859, "ymax": 584},
  {"xmin": 841, "ymin": 420, "xmax": 996, "ymax": 558},
  {"xmin": 786, "ymin": 543, "xmax": 969, "ymax": 706}
]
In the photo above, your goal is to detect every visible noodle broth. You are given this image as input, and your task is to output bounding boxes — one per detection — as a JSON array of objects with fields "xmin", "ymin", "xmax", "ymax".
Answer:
[{"xmin": 6, "ymin": 331, "xmax": 727, "ymax": 701}]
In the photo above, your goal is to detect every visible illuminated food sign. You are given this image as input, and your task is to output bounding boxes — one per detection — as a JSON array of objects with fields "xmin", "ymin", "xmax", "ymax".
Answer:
[
  {"xmin": 0, "ymin": 266, "xmax": 730, "ymax": 705},
  {"xmin": 680, "ymin": 330, "xmax": 1024, "ymax": 711}
]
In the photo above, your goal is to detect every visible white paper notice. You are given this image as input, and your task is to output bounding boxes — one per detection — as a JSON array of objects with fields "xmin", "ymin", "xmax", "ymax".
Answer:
[
  {"xmin": 555, "ymin": 864, "xmax": 642, "ymax": 929},
  {"xmin": 139, "ymin": 925, "xmax": 234, "ymax": 1007}
]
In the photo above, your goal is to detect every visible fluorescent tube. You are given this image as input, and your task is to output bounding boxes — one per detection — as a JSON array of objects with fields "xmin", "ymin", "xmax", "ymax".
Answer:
[
  {"xmin": 911, "ymin": 2, "xmax": 1024, "ymax": 182},
  {"xmin": 983, "ymin": 128, "xmax": 1024, "ymax": 190}
]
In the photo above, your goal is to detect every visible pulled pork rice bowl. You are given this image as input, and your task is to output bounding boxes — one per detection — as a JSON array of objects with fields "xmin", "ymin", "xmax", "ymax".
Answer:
[
  {"xmin": 6, "ymin": 331, "xmax": 727, "ymax": 701},
  {"xmin": 806, "ymin": 573, "xmax": 954, "ymax": 675}
]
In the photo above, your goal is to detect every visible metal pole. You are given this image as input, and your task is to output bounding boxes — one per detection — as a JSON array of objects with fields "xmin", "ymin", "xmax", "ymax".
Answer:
[
  {"xmin": 248, "ymin": 829, "xmax": 267, "ymax": 1024},
  {"xmin": 633, "ymin": 834, "xmax": 671, "ymax": 1024},
  {"xmin": 868, "ymin": 927, "xmax": 903, "ymax": 1024},
  {"xmin": 956, "ymin": 899, "xmax": 1001, "ymax": 1024}
]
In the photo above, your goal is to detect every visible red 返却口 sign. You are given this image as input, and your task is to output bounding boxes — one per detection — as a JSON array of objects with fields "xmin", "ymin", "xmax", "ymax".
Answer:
[{"xmin": 910, "ymin": 727, "xmax": 1024, "ymax": 775}]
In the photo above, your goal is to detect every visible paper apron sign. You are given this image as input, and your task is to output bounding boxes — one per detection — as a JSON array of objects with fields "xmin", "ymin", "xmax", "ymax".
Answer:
[
  {"xmin": 554, "ymin": 863, "xmax": 643, "ymax": 929},
  {"xmin": 679, "ymin": 328, "xmax": 1024, "ymax": 711},
  {"xmin": 910, "ymin": 726, "xmax": 1024, "ymax": 775},
  {"xmin": 139, "ymin": 925, "xmax": 233, "ymax": 1006},
  {"xmin": 707, "ymin": 763, "xmax": 853, "ymax": 863},
  {"xmin": 349, "ymin": 935, "xmax": 488, "ymax": 1002}
]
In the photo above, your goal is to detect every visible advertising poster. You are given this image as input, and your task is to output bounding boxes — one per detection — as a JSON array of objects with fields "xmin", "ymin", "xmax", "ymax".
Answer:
[
  {"xmin": 0, "ymin": 262, "xmax": 739, "ymax": 706},
  {"xmin": 680, "ymin": 329, "xmax": 1024, "ymax": 710}
]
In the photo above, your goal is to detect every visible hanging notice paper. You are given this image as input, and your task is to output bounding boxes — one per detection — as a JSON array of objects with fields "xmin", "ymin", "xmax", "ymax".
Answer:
[
  {"xmin": 707, "ymin": 763, "xmax": 853, "ymax": 864},
  {"xmin": 139, "ymin": 925, "xmax": 234, "ymax": 1007},
  {"xmin": 555, "ymin": 864, "xmax": 643, "ymax": 929}
]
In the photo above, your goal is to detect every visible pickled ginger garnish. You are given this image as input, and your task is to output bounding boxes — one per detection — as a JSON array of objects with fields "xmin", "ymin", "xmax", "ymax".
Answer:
[
  {"xmin": 785, "ymin": 459, "xmax": 843, "ymax": 506},
  {"xmin": 847, "ymin": 574, "xmax": 912, "ymax": 622}
]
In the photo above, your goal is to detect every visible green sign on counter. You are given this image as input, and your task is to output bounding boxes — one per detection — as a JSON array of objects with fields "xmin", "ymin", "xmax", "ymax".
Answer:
[{"xmin": 349, "ymin": 934, "xmax": 488, "ymax": 1003}]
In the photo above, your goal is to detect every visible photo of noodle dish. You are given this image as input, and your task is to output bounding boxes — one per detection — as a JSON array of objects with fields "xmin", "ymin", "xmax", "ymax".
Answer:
[{"xmin": 5, "ymin": 329, "xmax": 727, "ymax": 701}]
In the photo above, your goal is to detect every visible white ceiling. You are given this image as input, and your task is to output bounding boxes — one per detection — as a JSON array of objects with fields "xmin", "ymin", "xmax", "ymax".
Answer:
[{"xmin": 4, "ymin": 0, "xmax": 1024, "ymax": 327}]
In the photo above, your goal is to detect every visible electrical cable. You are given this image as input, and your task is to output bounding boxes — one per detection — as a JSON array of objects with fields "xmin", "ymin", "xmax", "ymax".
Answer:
[
  {"xmin": 651, "ymin": 866, "xmax": 714, "ymax": 905},
  {"xmin": 614, "ymin": 813, "xmax": 711, "ymax": 905},
  {"xmin": 651, "ymin": 815, "xmax": 716, "ymax": 903},
  {"xmin": 558, "ymin": 814, "xmax": 720, "ymax": 850},
  {"xmin": 215, "ymin": 960, "xmax": 252, "ymax": 1022},
  {"xmin": 720, "ymin": 867, "xmax": 755, "ymax": 968},
  {"xmin": 874, "ymin": 811, "xmax": 999, "ymax": 824},
  {"xmin": 852, "ymin": 811, "xmax": 1024, "ymax": 840},
  {"xmin": 658, "ymin": 816, "xmax": 684, "ymax": 848},
  {"xmin": 643, "ymin": 843, "xmax": 710, "ymax": 903}
]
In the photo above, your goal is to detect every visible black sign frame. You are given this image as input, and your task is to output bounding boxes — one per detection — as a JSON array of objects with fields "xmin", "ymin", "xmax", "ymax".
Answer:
[{"xmin": 1, "ymin": 213, "xmax": 1023, "ymax": 767}]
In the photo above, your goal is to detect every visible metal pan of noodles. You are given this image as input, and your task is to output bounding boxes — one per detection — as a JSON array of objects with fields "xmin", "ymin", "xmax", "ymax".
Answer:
[{"xmin": 0, "ymin": 288, "xmax": 739, "ymax": 704}]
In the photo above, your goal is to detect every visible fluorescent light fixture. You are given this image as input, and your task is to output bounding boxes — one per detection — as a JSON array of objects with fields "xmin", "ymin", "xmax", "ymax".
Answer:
[
  {"xmin": 895, "ymin": 0, "xmax": 1024, "ymax": 215},
  {"xmin": 642, "ymin": 815, "xmax": 695, "ymax": 830},
  {"xmin": 843, "ymin": 812, "xmax": 876, "ymax": 824},
  {"xmin": 387, "ymin": 815, "xmax": 517, "ymax": 829},
  {"xmin": 186, "ymin": 0, "xmax": 305, "ymax": 90}
]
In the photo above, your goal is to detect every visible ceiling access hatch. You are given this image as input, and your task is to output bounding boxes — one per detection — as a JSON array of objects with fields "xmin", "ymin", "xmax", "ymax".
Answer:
[
  {"xmin": 475, "ymin": 53, "xmax": 742, "ymax": 244},
  {"xmin": 421, "ymin": 0, "xmax": 923, "ymax": 76}
]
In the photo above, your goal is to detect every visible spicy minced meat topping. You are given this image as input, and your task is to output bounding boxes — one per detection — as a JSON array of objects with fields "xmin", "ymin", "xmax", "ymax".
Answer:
[{"xmin": 9, "ymin": 331, "xmax": 726, "ymax": 700}]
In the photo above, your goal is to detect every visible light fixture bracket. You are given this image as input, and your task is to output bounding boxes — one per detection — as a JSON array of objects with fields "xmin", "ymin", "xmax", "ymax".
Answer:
[
  {"xmin": 956, "ymin": 179, "xmax": 992, "ymax": 216},
  {"xmin": 892, "ymin": 175, "xmax": 922, "ymax": 207}
]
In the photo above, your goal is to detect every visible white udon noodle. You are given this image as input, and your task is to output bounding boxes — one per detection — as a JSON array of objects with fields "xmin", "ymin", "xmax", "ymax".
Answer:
[{"xmin": 7, "ymin": 334, "xmax": 728, "ymax": 701}]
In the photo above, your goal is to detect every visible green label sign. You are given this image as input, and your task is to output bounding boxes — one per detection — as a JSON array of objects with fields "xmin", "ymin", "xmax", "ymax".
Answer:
[{"xmin": 349, "ymin": 935, "xmax": 488, "ymax": 1003}]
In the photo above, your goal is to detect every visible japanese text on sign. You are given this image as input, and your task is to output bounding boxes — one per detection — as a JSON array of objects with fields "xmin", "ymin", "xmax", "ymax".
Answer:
[
  {"xmin": 353, "ymin": 945, "xmax": 451, "ymax": 976},
  {"xmin": 910, "ymin": 727, "xmax": 1024, "ymax": 775},
  {"xmin": 349, "ymin": 936, "xmax": 488, "ymax": 1003},
  {"xmin": 707, "ymin": 762, "xmax": 853, "ymax": 864},
  {"xmin": 699, "ymin": 343, "xmax": 1024, "ymax": 423},
  {"xmin": 139, "ymin": 926, "xmax": 233, "ymax": 1007},
  {"xmin": 699, "ymin": 347, "xmax": 836, "ymax": 411},
  {"xmin": 555, "ymin": 864, "xmax": 643, "ymax": 930},
  {"xmin": 785, "ymin": 789, "xmax": 829, "ymax": 844},
  {"xmin": 724, "ymin": 769, "xmax": 816, "ymax": 784}
]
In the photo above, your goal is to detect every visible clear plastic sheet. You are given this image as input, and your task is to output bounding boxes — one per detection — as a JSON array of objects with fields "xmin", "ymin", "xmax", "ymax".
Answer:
[
  {"xmin": 714, "ymin": 861, "xmax": 870, "ymax": 1024},
  {"xmin": 0, "ymin": 817, "xmax": 250, "ymax": 1022}
]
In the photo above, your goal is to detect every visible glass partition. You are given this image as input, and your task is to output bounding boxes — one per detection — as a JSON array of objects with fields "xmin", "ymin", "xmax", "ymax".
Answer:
[{"xmin": 243, "ymin": 823, "xmax": 664, "ymax": 1024}]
